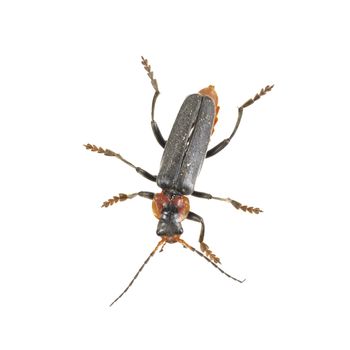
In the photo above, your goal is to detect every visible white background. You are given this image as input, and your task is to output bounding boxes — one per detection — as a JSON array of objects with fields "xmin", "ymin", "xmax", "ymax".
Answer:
[{"xmin": 1, "ymin": 1, "xmax": 349, "ymax": 349}]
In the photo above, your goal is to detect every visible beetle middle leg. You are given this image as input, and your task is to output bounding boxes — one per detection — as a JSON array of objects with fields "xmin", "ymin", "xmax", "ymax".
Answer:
[
  {"xmin": 84, "ymin": 144, "xmax": 157, "ymax": 182},
  {"xmin": 192, "ymin": 190, "xmax": 263, "ymax": 214},
  {"xmin": 141, "ymin": 56, "xmax": 166, "ymax": 148},
  {"xmin": 206, "ymin": 85, "xmax": 274, "ymax": 158},
  {"xmin": 187, "ymin": 211, "xmax": 221, "ymax": 264}
]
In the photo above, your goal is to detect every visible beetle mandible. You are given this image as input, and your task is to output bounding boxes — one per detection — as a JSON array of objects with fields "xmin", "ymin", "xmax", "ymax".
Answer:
[{"xmin": 84, "ymin": 57, "xmax": 273, "ymax": 305}]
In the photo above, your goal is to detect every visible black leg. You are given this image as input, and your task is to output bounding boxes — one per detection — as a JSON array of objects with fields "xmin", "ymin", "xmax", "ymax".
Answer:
[
  {"xmin": 84, "ymin": 144, "xmax": 157, "ymax": 182},
  {"xmin": 187, "ymin": 211, "xmax": 221, "ymax": 264},
  {"xmin": 101, "ymin": 191, "xmax": 154, "ymax": 208},
  {"xmin": 187, "ymin": 211, "xmax": 205, "ymax": 242},
  {"xmin": 141, "ymin": 56, "xmax": 166, "ymax": 148},
  {"xmin": 206, "ymin": 85, "xmax": 274, "ymax": 158},
  {"xmin": 192, "ymin": 190, "xmax": 263, "ymax": 214}
]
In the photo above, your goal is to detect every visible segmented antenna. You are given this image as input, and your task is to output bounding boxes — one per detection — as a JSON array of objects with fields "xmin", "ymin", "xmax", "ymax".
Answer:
[
  {"xmin": 109, "ymin": 238, "xmax": 166, "ymax": 306},
  {"xmin": 109, "ymin": 236, "xmax": 244, "ymax": 306}
]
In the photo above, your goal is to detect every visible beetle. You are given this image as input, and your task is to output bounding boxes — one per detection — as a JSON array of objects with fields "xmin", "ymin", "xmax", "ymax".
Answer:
[{"xmin": 84, "ymin": 57, "xmax": 273, "ymax": 305}]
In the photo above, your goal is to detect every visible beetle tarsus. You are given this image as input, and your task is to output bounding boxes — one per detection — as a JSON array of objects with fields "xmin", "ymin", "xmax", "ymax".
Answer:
[
  {"xmin": 178, "ymin": 238, "xmax": 244, "ymax": 283},
  {"xmin": 200, "ymin": 242, "xmax": 221, "ymax": 264},
  {"xmin": 228, "ymin": 199, "xmax": 263, "ymax": 214},
  {"xmin": 101, "ymin": 193, "xmax": 134, "ymax": 208},
  {"xmin": 186, "ymin": 211, "xmax": 221, "ymax": 264},
  {"xmin": 141, "ymin": 56, "xmax": 159, "ymax": 93},
  {"xmin": 241, "ymin": 84, "xmax": 274, "ymax": 109}
]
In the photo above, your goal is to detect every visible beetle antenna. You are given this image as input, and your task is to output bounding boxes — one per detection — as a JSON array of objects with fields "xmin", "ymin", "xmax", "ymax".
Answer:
[
  {"xmin": 110, "ymin": 238, "xmax": 166, "ymax": 306},
  {"xmin": 177, "ymin": 238, "xmax": 245, "ymax": 283}
]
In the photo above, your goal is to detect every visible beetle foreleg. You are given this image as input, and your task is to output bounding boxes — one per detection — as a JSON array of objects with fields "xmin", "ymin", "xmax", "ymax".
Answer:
[
  {"xmin": 177, "ymin": 237, "xmax": 244, "ymax": 283},
  {"xmin": 187, "ymin": 211, "xmax": 221, "ymax": 264},
  {"xmin": 192, "ymin": 190, "xmax": 263, "ymax": 214},
  {"xmin": 206, "ymin": 85, "xmax": 274, "ymax": 158},
  {"xmin": 84, "ymin": 144, "xmax": 157, "ymax": 182}
]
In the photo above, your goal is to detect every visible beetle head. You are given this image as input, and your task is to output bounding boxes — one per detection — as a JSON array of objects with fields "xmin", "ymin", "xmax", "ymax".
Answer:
[{"xmin": 152, "ymin": 191, "xmax": 190, "ymax": 241}]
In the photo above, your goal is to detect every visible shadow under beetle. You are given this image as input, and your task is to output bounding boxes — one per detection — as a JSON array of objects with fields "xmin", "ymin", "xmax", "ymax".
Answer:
[{"xmin": 84, "ymin": 57, "xmax": 273, "ymax": 306}]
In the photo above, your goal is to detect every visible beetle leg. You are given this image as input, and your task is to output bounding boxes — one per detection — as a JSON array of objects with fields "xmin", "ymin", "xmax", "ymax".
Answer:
[
  {"xmin": 100, "ymin": 191, "xmax": 154, "ymax": 208},
  {"xmin": 177, "ymin": 237, "xmax": 245, "ymax": 283},
  {"xmin": 187, "ymin": 211, "xmax": 205, "ymax": 241},
  {"xmin": 84, "ymin": 144, "xmax": 157, "ymax": 182},
  {"xmin": 141, "ymin": 56, "xmax": 166, "ymax": 148},
  {"xmin": 187, "ymin": 211, "xmax": 221, "ymax": 264},
  {"xmin": 206, "ymin": 85, "xmax": 274, "ymax": 158},
  {"xmin": 192, "ymin": 190, "xmax": 263, "ymax": 214}
]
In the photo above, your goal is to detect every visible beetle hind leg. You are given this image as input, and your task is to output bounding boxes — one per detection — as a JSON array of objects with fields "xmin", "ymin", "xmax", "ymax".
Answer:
[
  {"xmin": 187, "ymin": 211, "xmax": 221, "ymax": 264},
  {"xmin": 141, "ymin": 56, "xmax": 166, "ymax": 148}
]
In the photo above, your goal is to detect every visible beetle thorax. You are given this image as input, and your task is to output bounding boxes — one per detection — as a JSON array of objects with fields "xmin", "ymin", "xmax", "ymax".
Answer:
[{"xmin": 152, "ymin": 191, "xmax": 190, "ymax": 240}]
